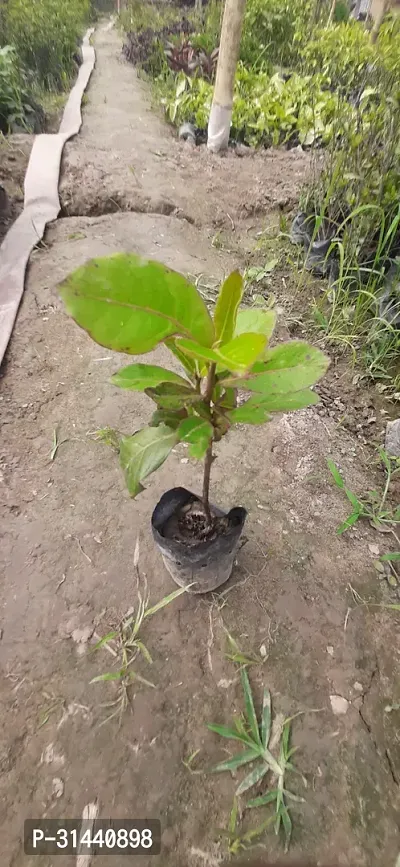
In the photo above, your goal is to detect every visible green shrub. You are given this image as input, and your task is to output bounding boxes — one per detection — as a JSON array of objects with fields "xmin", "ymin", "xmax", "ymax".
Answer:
[
  {"xmin": 240, "ymin": 0, "xmax": 311, "ymax": 70},
  {"xmin": 0, "ymin": 44, "xmax": 43, "ymax": 132},
  {"xmin": 302, "ymin": 21, "xmax": 374, "ymax": 91},
  {"xmin": 162, "ymin": 64, "xmax": 341, "ymax": 147},
  {"xmin": 5, "ymin": 0, "xmax": 90, "ymax": 90},
  {"xmin": 333, "ymin": 0, "xmax": 350, "ymax": 23}
]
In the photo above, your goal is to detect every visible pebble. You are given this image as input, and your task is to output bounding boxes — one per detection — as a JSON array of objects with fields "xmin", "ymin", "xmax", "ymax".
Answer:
[
  {"xmin": 385, "ymin": 418, "xmax": 400, "ymax": 457},
  {"xmin": 368, "ymin": 543, "xmax": 380, "ymax": 557},
  {"xmin": 326, "ymin": 645, "xmax": 334, "ymax": 656},
  {"xmin": 330, "ymin": 695, "xmax": 349, "ymax": 715},
  {"xmin": 52, "ymin": 777, "xmax": 64, "ymax": 799}
]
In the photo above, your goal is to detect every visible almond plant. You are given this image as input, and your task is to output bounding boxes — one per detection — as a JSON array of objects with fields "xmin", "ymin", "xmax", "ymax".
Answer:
[{"xmin": 60, "ymin": 255, "xmax": 329, "ymax": 524}]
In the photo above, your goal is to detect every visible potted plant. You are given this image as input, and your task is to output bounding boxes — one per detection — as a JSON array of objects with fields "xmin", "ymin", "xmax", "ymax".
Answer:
[{"xmin": 60, "ymin": 255, "xmax": 329, "ymax": 593}]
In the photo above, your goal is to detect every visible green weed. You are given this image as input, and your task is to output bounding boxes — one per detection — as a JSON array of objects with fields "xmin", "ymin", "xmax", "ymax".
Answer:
[
  {"xmin": 209, "ymin": 667, "xmax": 306, "ymax": 853},
  {"xmin": 328, "ymin": 447, "xmax": 400, "ymax": 534},
  {"xmin": 91, "ymin": 583, "xmax": 189, "ymax": 725}
]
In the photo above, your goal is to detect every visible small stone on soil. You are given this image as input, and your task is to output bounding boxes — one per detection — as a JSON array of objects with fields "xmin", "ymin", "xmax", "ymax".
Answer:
[
  {"xmin": 385, "ymin": 418, "xmax": 400, "ymax": 457},
  {"xmin": 330, "ymin": 695, "xmax": 349, "ymax": 715},
  {"xmin": 52, "ymin": 777, "xmax": 64, "ymax": 798}
]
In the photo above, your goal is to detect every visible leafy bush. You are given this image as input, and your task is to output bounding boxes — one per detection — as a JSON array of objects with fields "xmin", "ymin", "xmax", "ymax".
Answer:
[
  {"xmin": 0, "ymin": 45, "xmax": 43, "ymax": 133},
  {"xmin": 163, "ymin": 65, "xmax": 341, "ymax": 147},
  {"xmin": 4, "ymin": 0, "xmax": 90, "ymax": 90},
  {"xmin": 240, "ymin": 0, "xmax": 311, "ymax": 70},
  {"xmin": 301, "ymin": 21, "xmax": 374, "ymax": 91}
]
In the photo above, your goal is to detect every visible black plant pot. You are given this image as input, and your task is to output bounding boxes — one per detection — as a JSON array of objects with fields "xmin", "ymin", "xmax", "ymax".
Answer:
[{"xmin": 151, "ymin": 487, "xmax": 247, "ymax": 594}]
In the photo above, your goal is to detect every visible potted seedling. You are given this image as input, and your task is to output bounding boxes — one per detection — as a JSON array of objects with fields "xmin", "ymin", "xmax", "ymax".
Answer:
[{"xmin": 60, "ymin": 255, "xmax": 329, "ymax": 593}]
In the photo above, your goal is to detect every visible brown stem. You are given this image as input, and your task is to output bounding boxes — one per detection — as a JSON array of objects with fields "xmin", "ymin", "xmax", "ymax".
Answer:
[
  {"xmin": 202, "ymin": 363, "xmax": 216, "ymax": 525},
  {"xmin": 202, "ymin": 444, "xmax": 214, "ymax": 525}
]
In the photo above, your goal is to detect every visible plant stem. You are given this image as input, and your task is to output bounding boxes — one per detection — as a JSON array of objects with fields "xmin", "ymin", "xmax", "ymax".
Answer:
[
  {"xmin": 202, "ymin": 363, "xmax": 216, "ymax": 525},
  {"xmin": 202, "ymin": 444, "xmax": 214, "ymax": 525}
]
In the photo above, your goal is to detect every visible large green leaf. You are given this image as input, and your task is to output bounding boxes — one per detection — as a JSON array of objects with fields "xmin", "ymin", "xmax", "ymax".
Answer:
[
  {"xmin": 119, "ymin": 424, "xmax": 178, "ymax": 497},
  {"xmin": 234, "ymin": 308, "xmax": 276, "ymax": 343},
  {"xmin": 241, "ymin": 667, "xmax": 262, "ymax": 747},
  {"xmin": 150, "ymin": 408, "xmax": 188, "ymax": 429},
  {"xmin": 228, "ymin": 388, "xmax": 319, "ymax": 423},
  {"xmin": 222, "ymin": 342, "xmax": 329, "ymax": 393},
  {"xmin": 176, "ymin": 333, "xmax": 267, "ymax": 374},
  {"xmin": 59, "ymin": 254, "xmax": 215, "ymax": 354},
  {"xmin": 214, "ymin": 271, "xmax": 243, "ymax": 346},
  {"xmin": 165, "ymin": 337, "xmax": 198, "ymax": 380},
  {"xmin": 145, "ymin": 382, "xmax": 202, "ymax": 409},
  {"xmin": 228, "ymin": 403, "xmax": 272, "ymax": 424},
  {"xmin": 111, "ymin": 363, "xmax": 190, "ymax": 391},
  {"xmin": 178, "ymin": 417, "xmax": 213, "ymax": 459}
]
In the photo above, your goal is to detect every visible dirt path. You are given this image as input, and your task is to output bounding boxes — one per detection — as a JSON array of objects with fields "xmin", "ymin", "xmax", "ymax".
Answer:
[{"xmin": 1, "ymin": 22, "xmax": 399, "ymax": 867}]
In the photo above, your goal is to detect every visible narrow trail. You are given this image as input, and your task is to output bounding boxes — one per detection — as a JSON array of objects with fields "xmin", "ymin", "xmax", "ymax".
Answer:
[{"xmin": 0, "ymin": 22, "xmax": 399, "ymax": 867}]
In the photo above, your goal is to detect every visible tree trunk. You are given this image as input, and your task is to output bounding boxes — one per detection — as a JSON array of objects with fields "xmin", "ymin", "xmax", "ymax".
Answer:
[{"xmin": 207, "ymin": 0, "xmax": 247, "ymax": 153}]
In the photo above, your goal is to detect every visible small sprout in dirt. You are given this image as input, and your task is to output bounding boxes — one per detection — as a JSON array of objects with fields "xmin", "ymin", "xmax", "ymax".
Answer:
[
  {"xmin": 91, "ymin": 427, "xmax": 121, "ymax": 451},
  {"xmin": 220, "ymin": 795, "xmax": 275, "ymax": 856},
  {"xmin": 91, "ymin": 585, "xmax": 188, "ymax": 725},
  {"xmin": 224, "ymin": 628, "xmax": 263, "ymax": 666},
  {"xmin": 59, "ymin": 255, "xmax": 329, "ymax": 527},
  {"xmin": 182, "ymin": 748, "xmax": 202, "ymax": 774},
  {"xmin": 208, "ymin": 667, "xmax": 306, "ymax": 853},
  {"xmin": 67, "ymin": 231, "xmax": 87, "ymax": 241},
  {"xmin": 37, "ymin": 694, "xmax": 64, "ymax": 730},
  {"xmin": 327, "ymin": 447, "xmax": 400, "ymax": 535},
  {"xmin": 50, "ymin": 426, "xmax": 68, "ymax": 461}
]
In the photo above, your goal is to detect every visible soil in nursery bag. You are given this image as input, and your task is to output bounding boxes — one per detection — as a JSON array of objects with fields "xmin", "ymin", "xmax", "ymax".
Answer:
[{"xmin": 152, "ymin": 487, "xmax": 247, "ymax": 593}]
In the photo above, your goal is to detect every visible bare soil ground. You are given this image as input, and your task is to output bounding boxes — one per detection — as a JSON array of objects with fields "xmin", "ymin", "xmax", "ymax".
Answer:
[{"xmin": 1, "ymin": 23, "xmax": 399, "ymax": 867}]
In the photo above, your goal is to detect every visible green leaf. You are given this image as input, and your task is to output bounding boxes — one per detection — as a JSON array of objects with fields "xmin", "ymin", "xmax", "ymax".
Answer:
[
  {"xmin": 234, "ymin": 308, "xmax": 276, "ymax": 344},
  {"xmin": 90, "ymin": 670, "xmax": 125, "ymax": 683},
  {"xmin": 59, "ymin": 254, "xmax": 214, "ymax": 354},
  {"xmin": 144, "ymin": 585, "xmax": 189, "ymax": 618},
  {"xmin": 207, "ymin": 723, "xmax": 253, "ymax": 745},
  {"xmin": 344, "ymin": 488, "xmax": 362, "ymax": 510},
  {"xmin": 261, "ymin": 688, "xmax": 272, "ymax": 749},
  {"xmin": 213, "ymin": 748, "xmax": 260, "ymax": 773},
  {"xmin": 214, "ymin": 271, "xmax": 243, "ymax": 346},
  {"xmin": 241, "ymin": 814, "xmax": 275, "ymax": 842},
  {"xmin": 150, "ymin": 408, "xmax": 188, "ymax": 429},
  {"xmin": 178, "ymin": 417, "xmax": 213, "ymax": 459},
  {"xmin": 165, "ymin": 337, "xmax": 199, "ymax": 379},
  {"xmin": 119, "ymin": 424, "xmax": 178, "ymax": 497},
  {"xmin": 222, "ymin": 342, "xmax": 329, "ymax": 393},
  {"xmin": 327, "ymin": 458, "xmax": 344, "ymax": 489},
  {"xmin": 380, "ymin": 552, "xmax": 400, "ymax": 562},
  {"xmin": 145, "ymin": 382, "xmax": 202, "ymax": 410},
  {"xmin": 280, "ymin": 803, "xmax": 292, "ymax": 852},
  {"xmin": 176, "ymin": 333, "xmax": 267, "ymax": 375},
  {"xmin": 228, "ymin": 403, "xmax": 272, "ymax": 425},
  {"xmin": 92, "ymin": 631, "xmax": 118, "ymax": 651},
  {"xmin": 247, "ymin": 790, "xmax": 279, "ymax": 808},
  {"xmin": 229, "ymin": 797, "xmax": 239, "ymax": 835},
  {"xmin": 228, "ymin": 388, "xmax": 319, "ymax": 424},
  {"xmin": 236, "ymin": 762, "xmax": 269, "ymax": 796},
  {"xmin": 337, "ymin": 511, "xmax": 360, "ymax": 534},
  {"xmin": 241, "ymin": 667, "xmax": 262, "ymax": 746},
  {"xmin": 111, "ymin": 363, "xmax": 190, "ymax": 391},
  {"xmin": 217, "ymin": 387, "xmax": 237, "ymax": 409},
  {"xmin": 135, "ymin": 640, "xmax": 153, "ymax": 664}
]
